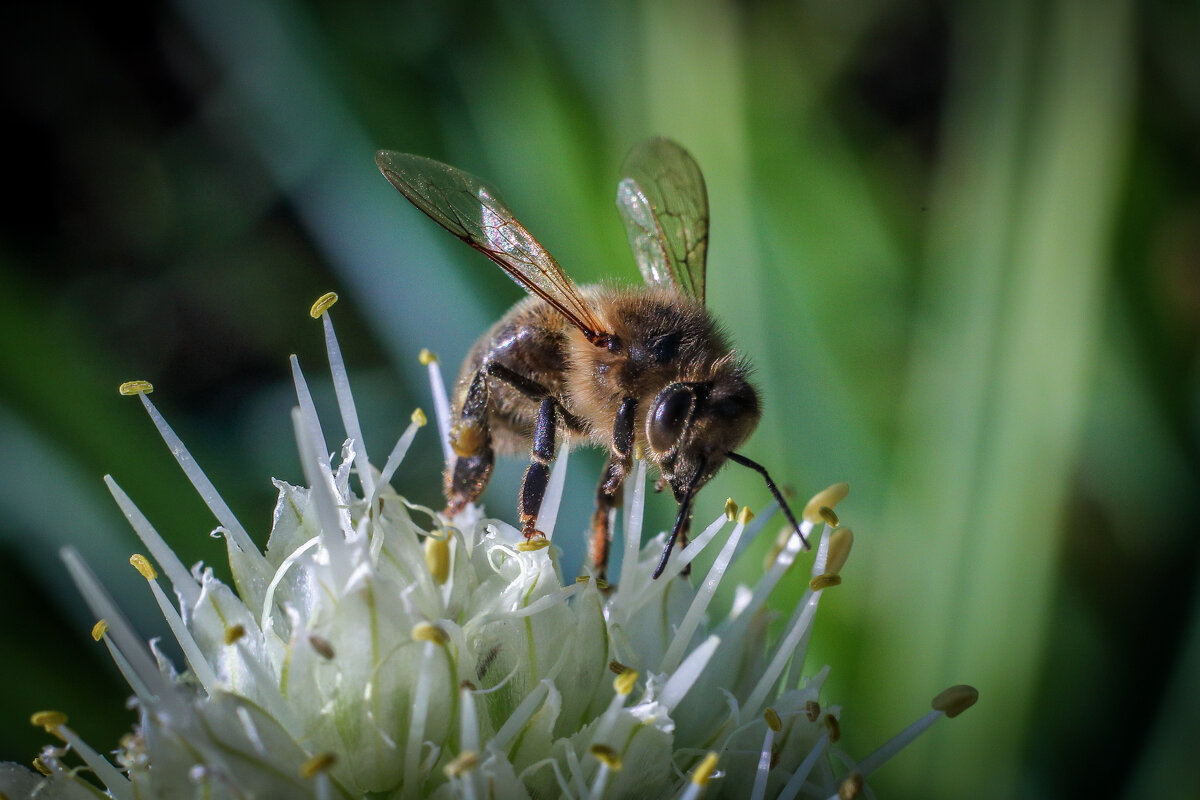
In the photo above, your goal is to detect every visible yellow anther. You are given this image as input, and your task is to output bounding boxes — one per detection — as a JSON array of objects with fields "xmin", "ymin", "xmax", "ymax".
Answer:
[
  {"xmin": 517, "ymin": 536, "xmax": 550, "ymax": 552},
  {"xmin": 224, "ymin": 625, "xmax": 246, "ymax": 645},
  {"xmin": 825, "ymin": 528, "xmax": 853, "ymax": 577},
  {"xmin": 91, "ymin": 619, "xmax": 108, "ymax": 641},
  {"xmin": 30, "ymin": 711, "xmax": 67, "ymax": 731},
  {"xmin": 689, "ymin": 751, "xmax": 720, "ymax": 786},
  {"xmin": 838, "ymin": 772, "xmax": 864, "ymax": 800},
  {"xmin": 803, "ymin": 482, "xmax": 850, "ymax": 524},
  {"xmin": 931, "ymin": 684, "xmax": 979, "ymax": 718},
  {"xmin": 608, "ymin": 660, "xmax": 631, "ymax": 675},
  {"xmin": 32, "ymin": 757, "xmax": 51, "ymax": 776},
  {"xmin": 736, "ymin": 505, "xmax": 755, "ymax": 526},
  {"xmin": 824, "ymin": 713, "xmax": 841, "ymax": 743},
  {"xmin": 633, "ymin": 443, "xmax": 645, "ymax": 461},
  {"xmin": 763, "ymin": 525, "xmax": 791, "ymax": 571},
  {"xmin": 129, "ymin": 554, "xmax": 157, "ymax": 580},
  {"xmin": 308, "ymin": 292, "xmax": 338, "ymax": 319},
  {"xmin": 425, "ymin": 536, "xmax": 451, "ymax": 585},
  {"xmin": 724, "ymin": 498, "xmax": 738, "ymax": 521},
  {"xmin": 308, "ymin": 635, "xmax": 335, "ymax": 660},
  {"xmin": 809, "ymin": 574, "xmax": 842, "ymax": 591},
  {"xmin": 805, "ymin": 700, "xmax": 821, "ymax": 721},
  {"xmin": 412, "ymin": 622, "xmax": 449, "ymax": 645},
  {"xmin": 118, "ymin": 380, "xmax": 153, "ymax": 396},
  {"xmin": 763, "ymin": 707, "xmax": 782, "ymax": 732},
  {"xmin": 819, "ymin": 506, "xmax": 840, "ymax": 527},
  {"xmin": 613, "ymin": 669, "xmax": 639, "ymax": 696},
  {"xmin": 411, "ymin": 407, "xmax": 428, "ymax": 427},
  {"xmin": 590, "ymin": 744, "xmax": 623, "ymax": 770},
  {"xmin": 443, "ymin": 750, "xmax": 478, "ymax": 777},
  {"xmin": 299, "ymin": 752, "xmax": 337, "ymax": 779},
  {"xmin": 575, "ymin": 575, "xmax": 610, "ymax": 590},
  {"xmin": 418, "ymin": 348, "xmax": 438, "ymax": 365}
]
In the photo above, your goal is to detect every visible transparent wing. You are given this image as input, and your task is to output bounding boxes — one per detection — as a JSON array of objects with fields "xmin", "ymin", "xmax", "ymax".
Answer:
[
  {"xmin": 377, "ymin": 150, "xmax": 610, "ymax": 342},
  {"xmin": 615, "ymin": 137, "xmax": 709, "ymax": 303}
]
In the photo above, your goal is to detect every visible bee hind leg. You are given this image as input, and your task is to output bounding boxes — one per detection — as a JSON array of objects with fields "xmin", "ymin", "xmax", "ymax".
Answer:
[
  {"xmin": 444, "ymin": 367, "xmax": 495, "ymax": 515},
  {"xmin": 589, "ymin": 398, "xmax": 637, "ymax": 583}
]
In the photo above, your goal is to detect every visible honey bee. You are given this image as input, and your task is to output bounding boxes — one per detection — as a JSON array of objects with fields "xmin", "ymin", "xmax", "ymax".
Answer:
[{"xmin": 376, "ymin": 137, "xmax": 808, "ymax": 579}]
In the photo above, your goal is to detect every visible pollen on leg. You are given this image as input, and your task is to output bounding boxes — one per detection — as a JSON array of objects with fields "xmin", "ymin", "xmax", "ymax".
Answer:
[{"xmin": 450, "ymin": 421, "xmax": 485, "ymax": 457}]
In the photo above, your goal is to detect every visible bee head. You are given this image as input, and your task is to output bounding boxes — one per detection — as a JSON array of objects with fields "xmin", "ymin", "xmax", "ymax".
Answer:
[{"xmin": 647, "ymin": 366, "xmax": 761, "ymax": 502}]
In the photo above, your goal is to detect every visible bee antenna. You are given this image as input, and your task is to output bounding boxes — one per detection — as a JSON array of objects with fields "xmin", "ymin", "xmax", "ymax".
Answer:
[
  {"xmin": 652, "ymin": 458, "xmax": 706, "ymax": 580},
  {"xmin": 727, "ymin": 452, "xmax": 810, "ymax": 551}
]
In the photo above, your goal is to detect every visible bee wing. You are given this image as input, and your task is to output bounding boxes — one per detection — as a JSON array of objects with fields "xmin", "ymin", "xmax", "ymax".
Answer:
[
  {"xmin": 377, "ymin": 150, "xmax": 611, "ymax": 342},
  {"xmin": 615, "ymin": 137, "xmax": 709, "ymax": 303}
]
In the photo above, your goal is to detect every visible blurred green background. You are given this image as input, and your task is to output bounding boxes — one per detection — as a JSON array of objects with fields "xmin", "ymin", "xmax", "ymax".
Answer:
[{"xmin": 2, "ymin": 0, "xmax": 1198, "ymax": 797}]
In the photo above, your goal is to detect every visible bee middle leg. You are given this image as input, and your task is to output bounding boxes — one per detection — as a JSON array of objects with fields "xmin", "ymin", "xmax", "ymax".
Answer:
[
  {"xmin": 518, "ymin": 396, "xmax": 558, "ymax": 539},
  {"xmin": 589, "ymin": 397, "xmax": 637, "ymax": 581},
  {"xmin": 446, "ymin": 360, "xmax": 583, "ymax": 519}
]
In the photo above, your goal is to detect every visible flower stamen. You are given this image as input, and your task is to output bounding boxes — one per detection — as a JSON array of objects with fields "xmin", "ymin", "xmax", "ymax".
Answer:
[
  {"xmin": 300, "ymin": 752, "xmax": 337, "ymax": 779},
  {"xmin": 117, "ymin": 380, "xmax": 153, "ymax": 396},
  {"xmin": 750, "ymin": 708, "xmax": 781, "ymax": 800},
  {"xmin": 802, "ymin": 483, "xmax": 849, "ymax": 524}
]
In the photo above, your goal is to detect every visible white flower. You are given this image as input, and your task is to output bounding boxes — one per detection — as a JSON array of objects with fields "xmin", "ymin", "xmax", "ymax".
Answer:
[{"xmin": 4, "ymin": 294, "xmax": 976, "ymax": 800}]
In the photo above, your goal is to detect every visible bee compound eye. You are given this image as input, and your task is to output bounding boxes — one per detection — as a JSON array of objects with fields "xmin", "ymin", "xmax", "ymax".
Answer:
[{"xmin": 648, "ymin": 385, "xmax": 695, "ymax": 453}]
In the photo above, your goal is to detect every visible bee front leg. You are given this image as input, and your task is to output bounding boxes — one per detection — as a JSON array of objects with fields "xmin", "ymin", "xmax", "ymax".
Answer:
[
  {"xmin": 589, "ymin": 397, "xmax": 637, "ymax": 581},
  {"xmin": 519, "ymin": 397, "xmax": 559, "ymax": 539},
  {"xmin": 445, "ymin": 367, "xmax": 495, "ymax": 515}
]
